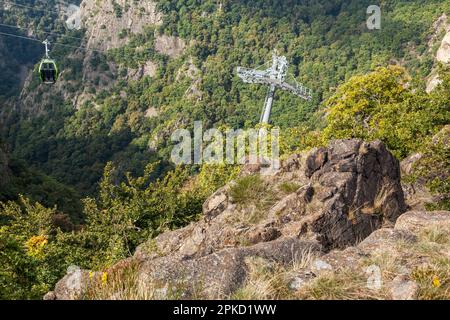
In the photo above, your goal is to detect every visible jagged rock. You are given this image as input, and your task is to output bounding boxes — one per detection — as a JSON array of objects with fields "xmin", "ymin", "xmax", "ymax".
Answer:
[
  {"xmin": 304, "ymin": 139, "xmax": 406, "ymax": 249},
  {"xmin": 246, "ymin": 224, "xmax": 282, "ymax": 245},
  {"xmin": 155, "ymin": 35, "xmax": 186, "ymax": 58},
  {"xmin": 395, "ymin": 211, "xmax": 450, "ymax": 233},
  {"xmin": 401, "ymin": 126, "xmax": 449, "ymax": 210},
  {"xmin": 400, "ymin": 152, "xmax": 429, "ymax": 210},
  {"xmin": 437, "ymin": 31, "xmax": 450, "ymax": 64},
  {"xmin": 389, "ymin": 275, "xmax": 419, "ymax": 300},
  {"xmin": 48, "ymin": 139, "xmax": 408, "ymax": 299},
  {"xmin": 137, "ymin": 238, "xmax": 321, "ymax": 299},
  {"xmin": 53, "ymin": 266, "xmax": 92, "ymax": 300},
  {"xmin": 144, "ymin": 107, "xmax": 159, "ymax": 118},
  {"xmin": 305, "ymin": 147, "xmax": 328, "ymax": 178},
  {"xmin": 128, "ymin": 61, "xmax": 158, "ymax": 81},
  {"xmin": 65, "ymin": 4, "xmax": 81, "ymax": 30},
  {"xmin": 426, "ymin": 73, "xmax": 443, "ymax": 93},
  {"xmin": 312, "ymin": 246, "xmax": 368, "ymax": 273},
  {"xmin": 357, "ymin": 228, "xmax": 417, "ymax": 254},
  {"xmin": 148, "ymin": 139, "xmax": 405, "ymax": 257},
  {"xmin": 203, "ymin": 185, "xmax": 230, "ymax": 221},
  {"xmin": 400, "ymin": 153, "xmax": 423, "ymax": 176},
  {"xmin": 426, "ymin": 14, "xmax": 450, "ymax": 92},
  {"xmin": 80, "ymin": 0, "xmax": 162, "ymax": 51}
]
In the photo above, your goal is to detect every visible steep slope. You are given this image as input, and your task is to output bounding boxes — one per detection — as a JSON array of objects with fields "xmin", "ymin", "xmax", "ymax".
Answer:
[
  {"xmin": 2, "ymin": 1, "xmax": 449, "ymax": 197},
  {"xmin": 426, "ymin": 13, "xmax": 450, "ymax": 92},
  {"xmin": 46, "ymin": 138, "xmax": 409, "ymax": 299},
  {"xmin": 45, "ymin": 138, "xmax": 450, "ymax": 300},
  {"xmin": 0, "ymin": 140, "xmax": 83, "ymax": 222},
  {"xmin": 80, "ymin": 0, "xmax": 163, "ymax": 51}
]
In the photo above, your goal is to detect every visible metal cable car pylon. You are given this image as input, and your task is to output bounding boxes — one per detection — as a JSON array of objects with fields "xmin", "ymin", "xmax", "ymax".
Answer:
[{"xmin": 237, "ymin": 50, "xmax": 312, "ymax": 124}]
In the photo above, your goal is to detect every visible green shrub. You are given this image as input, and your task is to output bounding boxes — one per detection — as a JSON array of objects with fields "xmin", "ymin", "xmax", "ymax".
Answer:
[{"xmin": 230, "ymin": 175, "xmax": 266, "ymax": 206}]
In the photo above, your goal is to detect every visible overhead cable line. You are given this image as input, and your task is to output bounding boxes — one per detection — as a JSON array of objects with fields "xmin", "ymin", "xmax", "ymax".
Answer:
[
  {"xmin": 0, "ymin": 30, "xmax": 106, "ymax": 53},
  {"xmin": 1, "ymin": 0, "xmax": 63, "ymax": 15},
  {"xmin": 0, "ymin": 30, "xmax": 41, "ymax": 42},
  {"xmin": 0, "ymin": 22, "xmax": 86, "ymax": 42}
]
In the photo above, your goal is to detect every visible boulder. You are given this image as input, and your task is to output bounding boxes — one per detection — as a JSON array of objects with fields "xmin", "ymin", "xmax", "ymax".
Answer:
[
  {"xmin": 357, "ymin": 228, "xmax": 417, "ymax": 254},
  {"xmin": 389, "ymin": 275, "xmax": 419, "ymax": 300},
  {"xmin": 52, "ymin": 266, "xmax": 92, "ymax": 300},
  {"xmin": 136, "ymin": 238, "xmax": 321, "ymax": 299},
  {"xmin": 400, "ymin": 153, "xmax": 423, "ymax": 176},
  {"xmin": 395, "ymin": 211, "xmax": 450, "ymax": 233},
  {"xmin": 316, "ymin": 246, "xmax": 367, "ymax": 272}
]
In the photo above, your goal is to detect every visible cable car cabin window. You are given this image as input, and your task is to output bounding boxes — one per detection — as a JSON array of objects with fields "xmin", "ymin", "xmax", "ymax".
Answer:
[
  {"xmin": 41, "ymin": 68, "xmax": 56, "ymax": 83},
  {"xmin": 44, "ymin": 70, "xmax": 55, "ymax": 83}
]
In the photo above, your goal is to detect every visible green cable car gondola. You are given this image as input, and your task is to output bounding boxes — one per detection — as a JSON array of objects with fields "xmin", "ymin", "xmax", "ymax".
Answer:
[
  {"xmin": 39, "ymin": 59, "xmax": 59, "ymax": 84},
  {"xmin": 39, "ymin": 40, "xmax": 59, "ymax": 84}
]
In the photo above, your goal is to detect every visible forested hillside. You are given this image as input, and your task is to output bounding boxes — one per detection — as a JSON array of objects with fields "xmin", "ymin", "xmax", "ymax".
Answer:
[
  {"xmin": 1, "ymin": 0, "xmax": 449, "ymax": 194},
  {"xmin": 0, "ymin": 0, "xmax": 449, "ymax": 299}
]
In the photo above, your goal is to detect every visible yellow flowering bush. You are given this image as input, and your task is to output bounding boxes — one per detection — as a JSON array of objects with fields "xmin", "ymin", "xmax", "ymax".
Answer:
[
  {"xmin": 25, "ymin": 235, "xmax": 48, "ymax": 257},
  {"xmin": 102, "ymin": 272, "xmax": 108, "ymax": 286}
]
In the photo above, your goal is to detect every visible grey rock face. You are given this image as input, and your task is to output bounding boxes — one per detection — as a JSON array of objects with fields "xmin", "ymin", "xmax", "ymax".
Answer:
[
  {"xmin": 389, "ymin": 275, "xmax": 419, "ymax": 300},
  {"xmin": 357, "ymin": 228, "xmax": 417, "ymax": 254},
  {"xmin": 395, "ymin": 211, "xmax": 450, "ymax": 233},
  {"xmin": 138, "ymin": 238, "xmax": 321, "ymax": 299},
  {"xmin": 305, "ymin": 139, "xmax": 406, "ymax": 249},
  {"xmin": 49, "ymin": 139, "xmax": 408, "ymax": 299}
]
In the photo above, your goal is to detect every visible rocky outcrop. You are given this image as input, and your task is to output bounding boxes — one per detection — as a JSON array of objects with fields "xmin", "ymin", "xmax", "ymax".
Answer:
[
  {"xmin": 16, "ymin": 0, "xmax": 190, "ymax": 114},
  {"xmin": 428, "ymin": 13, "xmax": 449, "ymax": 50},
  {"xmin": 307, "ymin": 210, "xmax": 450, "ymax": 300},
  {"xmin": 395, "ymin": 210, "xmax": 450, "ymax": 233},
  {"xmin": 133, "ymin": 139, "xmax": 405, "ymax": 264},
  {"xmin": 426, "ymin": 14, "xmax": 450, "ymax": 92},
  {"xmin": 127, "ymin": 61, "xmax": 158, "ymax": 81},
  {"xmin": 65, "ymin": 4, "xmax": 81, "ymax": 30},
  {"xmin": 80, "ymin": 0, "xmax": 163, "ymax": 51},
  {"xmin": 436, "ymin": 31, "xmax": 450, "ymax": 64},
  {"xmin": 47, "ymin": 139, "xmax": 409, "ymax": 299},
  {"xmin": 300, "ymin": 140, "xmax": 406, "ymax": 248},
  {"xmin": 138, "ymin": 238, "xmax": 321, "ymax": 299},
  {"xmin": 155, "ymin": 35, "xmax": 186, "ymax": 58}
]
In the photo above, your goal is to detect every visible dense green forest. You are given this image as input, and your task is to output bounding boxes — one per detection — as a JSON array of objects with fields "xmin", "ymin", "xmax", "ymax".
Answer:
[
  {"xmin": 0, "ymin": 0, "xmax": 449, "ymax": 299},
  {"xmin": 2, "ymin": 0, "xmax": 449, "ymax": 195}
]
